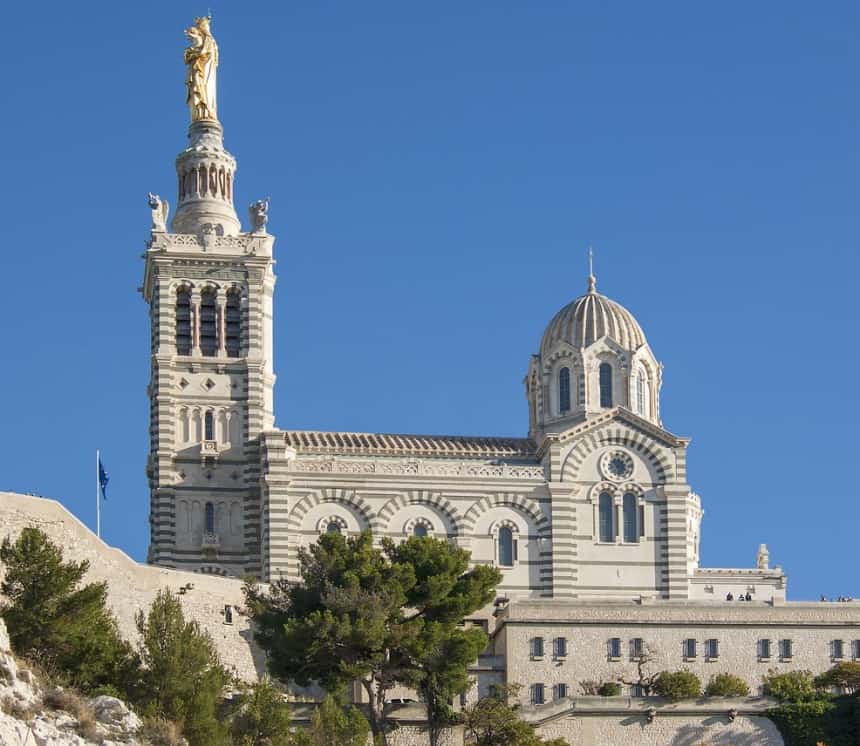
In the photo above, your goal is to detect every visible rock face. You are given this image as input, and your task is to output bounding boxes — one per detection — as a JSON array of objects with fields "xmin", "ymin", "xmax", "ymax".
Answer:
[{"xmin": 0, "ymin": 617, "xmax": 144, "ymax": 745}]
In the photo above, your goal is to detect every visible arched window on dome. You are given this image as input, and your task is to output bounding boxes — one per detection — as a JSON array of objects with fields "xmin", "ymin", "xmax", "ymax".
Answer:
[
  {"xmin": 599, "ymin": 492, "xmax": 614, "ymax": 543},
  {"xmin": 558, "ymin": 367, "xmax": 571, "ymax": 414},
  {"xmin": 498, "ymin": 526, "xmax": 516, "ymax": 567},
  {"xmin": 636, "ymin": 371, "xmax": 645, "ymax": 416},
  {"xmin": 599, "ymin": 363, "xmax": 613, "ymax": 408},
  {"xmin": 413, "ymin": 523, "xmax": 428, "ymax": 538},
  {"xmin": 175, "ymin": 287, "xmax": 192, "ymax": 355},
  {"xmin": 623, "ymin": 493, "xmax": 638, "ymax": 543},
  {"xmin": 326, "ymin": 521, "xmax": 342, "ymax": 535}
]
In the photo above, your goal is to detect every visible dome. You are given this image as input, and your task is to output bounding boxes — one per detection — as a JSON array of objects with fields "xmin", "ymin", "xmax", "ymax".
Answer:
[{"xmin": 539, "ymin": 275, "xmax": 647, "ymax": 356}]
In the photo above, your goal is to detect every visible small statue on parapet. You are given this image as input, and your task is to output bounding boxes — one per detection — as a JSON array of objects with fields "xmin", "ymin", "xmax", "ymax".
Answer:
[
  {"xmin": 249, "ymin": 197, "xmax": 270, "ymax": 233},
  {"xmin": 147, "ymin": 193, "xmax": 169, "ymax": 232}
]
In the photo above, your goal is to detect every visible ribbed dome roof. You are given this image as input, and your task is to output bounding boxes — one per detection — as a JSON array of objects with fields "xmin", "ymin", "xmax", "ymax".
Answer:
[{"xmin": 540, "ymin": 275, "xmax": 647, "ymax": 356}]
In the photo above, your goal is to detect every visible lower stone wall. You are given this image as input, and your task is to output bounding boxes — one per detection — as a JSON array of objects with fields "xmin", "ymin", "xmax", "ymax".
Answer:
[
  {"xmin": 536, "ymin": 713, "xmax": 782, "ymax": 746},
  {"xmin": 0, "ymin": 492, "xmax": 264, "ymax": 682},
  {"xmin": 528, "ymin": 698, "xmax": 784, "ymax": 746}
]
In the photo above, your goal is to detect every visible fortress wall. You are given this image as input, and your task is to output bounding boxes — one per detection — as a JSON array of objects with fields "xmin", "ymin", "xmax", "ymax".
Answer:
[{"xmin": 0, "ymin": 492, "xmax": 264, "ymax": 682}]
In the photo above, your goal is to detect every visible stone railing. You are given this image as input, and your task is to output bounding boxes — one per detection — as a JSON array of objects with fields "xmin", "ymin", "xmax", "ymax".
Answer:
[
  {"xmin": 201, "ymin": 532, "xmax": 220, "ymax": 549},
  {"xmin": 291, "ymin": 458, "xmax": 545, "ymax": 480}
]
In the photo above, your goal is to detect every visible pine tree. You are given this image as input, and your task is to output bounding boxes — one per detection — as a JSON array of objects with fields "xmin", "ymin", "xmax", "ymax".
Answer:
[
  {"xmin": 292, "ymin": 695, "xmax": 369, "ymax": 746},
  {"xmin": 0, "ymin": 527, "xmax": 138, "ymax": 693},
  {"xmin": 134, "ymin": 588, "xmax": 230, "ymax": 746}
]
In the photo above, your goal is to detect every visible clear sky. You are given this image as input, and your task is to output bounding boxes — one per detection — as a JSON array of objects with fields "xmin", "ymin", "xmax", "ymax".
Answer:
[{"xmin": 0, "ymin": 1, "xmax": 857, "ymax": 600}]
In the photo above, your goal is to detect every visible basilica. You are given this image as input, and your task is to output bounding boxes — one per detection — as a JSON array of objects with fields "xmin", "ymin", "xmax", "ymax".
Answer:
[{"xmin": 141, "ymin": 19, "xmax": 860, "ymax": 720}]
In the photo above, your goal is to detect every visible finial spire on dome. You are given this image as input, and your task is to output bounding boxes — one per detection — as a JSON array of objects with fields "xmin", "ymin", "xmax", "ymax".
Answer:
[{"xmin": 587, "ymin": 246, "xmax": 597, "ymax": 293}]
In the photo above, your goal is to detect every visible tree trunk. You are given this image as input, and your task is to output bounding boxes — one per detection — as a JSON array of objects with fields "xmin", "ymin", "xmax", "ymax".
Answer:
[{"xmin": 363, "ymin": 679, "xmax": 388, "ymax": 746}]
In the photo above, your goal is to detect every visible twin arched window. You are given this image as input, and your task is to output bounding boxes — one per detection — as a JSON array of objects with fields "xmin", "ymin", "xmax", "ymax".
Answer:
[
  {"xmin": 599, "ymin": 492, "xmax": 641, "ymax": 543},
  {"xmin": 558, "ymin": 367, "xmax": 571, "ymax": 414},
  {"xmin": 599, "ymin": 363, "xmax": 613, "ymax": 408},
  {"xmin": 225, "ymin": 291, "xmax": 241, "ymax": 357}
]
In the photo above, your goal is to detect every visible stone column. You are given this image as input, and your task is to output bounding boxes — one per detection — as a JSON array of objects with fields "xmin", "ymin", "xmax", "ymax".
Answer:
[
  {"xmin": 615, "ymin": 496, "xmax": 622, "ymax": 544},
  {"xmin": 216, "ymin": 290, "xmax": 227, "ymax": 357},
  {"xmin": 190, "ymin": 289, "xmax": 202, "ymax": 356}
]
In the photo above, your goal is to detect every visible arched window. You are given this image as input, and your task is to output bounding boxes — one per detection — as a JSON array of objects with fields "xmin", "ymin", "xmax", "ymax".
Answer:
[
  {"xmin": 225, "ymin": 290, "xmax": 241, "ymax": 357},
  {"xmin": 413, "ymin": 523, "xmax": 428, "ymax": 538},
  {"xmin": 623, "ymin": 493, "xmax": 638, "ymax": 543},
  {"xmin": 498, "ymin": 526, "xmax": 516, "ymax": 567},
  {"xmin": 326, "ymin": 521, "xmax": 342, "ymax": 535},
  {"xmin": 199, "ymin": 289, "xmax": 218, "ymax": 356},
  {"xmin": 175, "ymin": 288, "xmax": 192, "ymax": 355},
  {"xmin": 636, "ymin": 371, "xmax": 645, "ymax": 415},
  {"xmin": 599, "ymin": 363, "xmax": 613, "ymax": 408},
  {"xmin": 205, "ymin": 501, "xmax": 215, "ymax": 534},
  {"xmin": 558, "ymin": 367, "xmax": 571, "ymax": 414},
  {"xmin": 204, "ymin": 410, "xmax": 214, "ymax": 441},
  {"xmin": 599, "ymin": 492, "xmax": 614, "ymax": 543}
]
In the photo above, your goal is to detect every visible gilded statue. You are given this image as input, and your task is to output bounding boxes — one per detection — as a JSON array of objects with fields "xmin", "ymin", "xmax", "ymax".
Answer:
[{"xmin": 184, "ymin": 16, "xmax": 219, "ymax": 122}]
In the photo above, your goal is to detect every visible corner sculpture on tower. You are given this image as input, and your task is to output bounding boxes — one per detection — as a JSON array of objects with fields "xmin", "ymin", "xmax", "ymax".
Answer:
[{"xmin": 141, "ymin": 18, "xmax": 276, "ymax": 577}]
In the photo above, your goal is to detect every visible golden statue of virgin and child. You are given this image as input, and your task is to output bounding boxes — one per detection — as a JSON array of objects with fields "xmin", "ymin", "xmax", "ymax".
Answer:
[{"xmin": 184, "ymin": 16, "xmax": 219, "ymax": 122}]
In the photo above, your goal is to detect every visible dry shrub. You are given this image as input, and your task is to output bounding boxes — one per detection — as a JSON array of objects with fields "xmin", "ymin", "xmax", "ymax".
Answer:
[
  {"xmin": 139, "ymin": 715, "xmax": 186, "ymax": 746},
  {"xmin": 75, "ymin": 705, "xmax": 100, "ymax": 741},
  {"xmin": 1, "ymin": 694, "xmax": 39, "ymax": 721}
]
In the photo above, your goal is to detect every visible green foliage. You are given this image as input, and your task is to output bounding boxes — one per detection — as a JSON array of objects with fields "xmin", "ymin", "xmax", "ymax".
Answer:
[
  {"xmin": 0, "ymin": 527, "xmax": 139, "ymax": 694},
  {"xmin": 245, "ymin": 531, "xmax": 501, "ymax": 744},
  {"xmin": 814, "ymin": 662, "xmax": 860, "ymax": 695},
  {"xmin": 229, "ymin": 677, "xmax": 292, "ymax": 746},
  {"xmin": 134, "ymin": 588, "xmax": 230, "ymax": 746},
  {"xmin": 462, "ymin": 685, "xmax": 567, "ymax": 745},
  {"xmin": 292, "ymin": 695, "xmax": 370, "ymax": 746},
  {"xmin": 704, "ymin": 673, "xmax": 750, "ymax": 697},
  {"xmin": 767, "ymin": 699, "xmax": 834, "ymax": 746},
  {"xmin": 597, "ymin": 682, "xmax": 621, "ymax": 697},
  {"xmin": 653, "ymin": 670, "xmax": 701, "ymax": 701},
  {"xmin": 763, "ymin": 669, "xmax": 818, "ymax": 702}
]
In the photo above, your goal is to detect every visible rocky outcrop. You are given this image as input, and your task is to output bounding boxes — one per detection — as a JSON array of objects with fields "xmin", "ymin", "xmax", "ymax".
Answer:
[{"xmin": 0, "ymin": 617, "xmax": 144, "ymax": 745}]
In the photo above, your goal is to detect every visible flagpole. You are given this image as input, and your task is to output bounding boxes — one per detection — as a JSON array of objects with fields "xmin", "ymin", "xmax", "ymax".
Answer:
[{"xmin": 96, "ymin": 449, "xmax": 101, "ymax": 539}]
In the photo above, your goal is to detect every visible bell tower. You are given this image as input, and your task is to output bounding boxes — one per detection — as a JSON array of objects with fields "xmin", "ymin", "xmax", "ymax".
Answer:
[{"xmin": 141, "ymin": 17, "xmax": 276, "ymax": 577}]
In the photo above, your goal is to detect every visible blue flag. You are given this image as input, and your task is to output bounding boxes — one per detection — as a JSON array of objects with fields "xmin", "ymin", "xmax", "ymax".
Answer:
[{"xmin": 98, "ymin": 457, "xmax": 109, "ymax": 500}]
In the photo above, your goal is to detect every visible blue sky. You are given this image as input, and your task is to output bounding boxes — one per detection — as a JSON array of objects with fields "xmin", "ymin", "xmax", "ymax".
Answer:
[{"xmin": 0, "ymin": 1, "xmax": 857, "ymax": 600}]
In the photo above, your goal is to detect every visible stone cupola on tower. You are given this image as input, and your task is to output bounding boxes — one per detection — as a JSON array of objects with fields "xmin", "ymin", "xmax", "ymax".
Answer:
[
  {"xmin": 525, "ymin": 263, "xmax": 663, "ymax": 441},
  {"xmin": 142, "ymin": 17, "xmax": 276, "ymax": 578}
]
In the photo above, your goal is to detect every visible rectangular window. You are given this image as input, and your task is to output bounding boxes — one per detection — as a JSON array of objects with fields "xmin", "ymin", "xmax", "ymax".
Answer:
[
  {"xmin": 553, "ymin": 637, "xmax": 568, "ymax": 658},
  {"xmin": 530, "ymin": 683, "xmax": 545, "ymax": 705},
  {"xmin": 639, "ymin": 504, "xmax": 645, "ymax": 537},
  {"xmin": 553, "ymin": 683, "xmax": 568, "ymax": 701},
  {"xmin": 530, "ymin": 637, "xmax": 544, "ymax": 658},
  {"xmin": 630, "ymin": 637, "xmax": 644, "ymax": 659},
  {"xmin": 705, "ymin": 638, "xmax": 719, "ymax": 659},
  {"xmin": 779, "ymin": 639, "xmax": 793, "ymax": 659},
  {"xmin": 683, "ymin": 638, "xmax": 697, "ymax": 659},
  {"xmin": 832, "ymin": 640, "xmax": 844, "ymax": 659},
  {"xmin": 631, "ymin": 683, "xmax": 644, "ymax": 697},
  {"xmin": 758, "ymin": 639, "xmax": 771, "ymax": 660},
  {"xmin": 608, "ymin": 638, "xmax": 622, "ymax": 659},
  {"xmin": 853, "ymin": 640, "xmax": 860, "ymax": 660}
]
